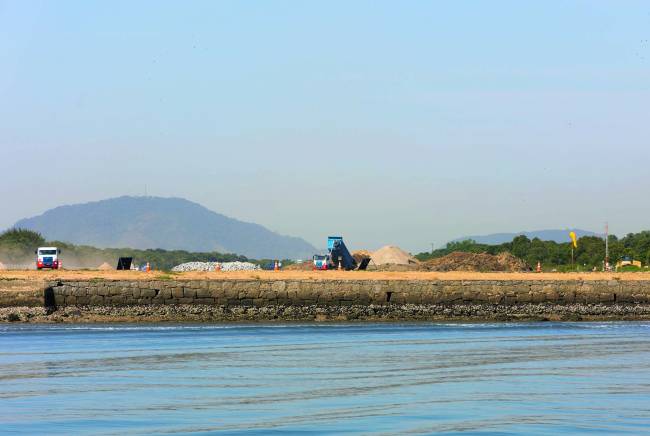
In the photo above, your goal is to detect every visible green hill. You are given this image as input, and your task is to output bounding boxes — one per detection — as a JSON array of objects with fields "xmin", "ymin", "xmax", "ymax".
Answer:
[{"xmin": 14, "ymin": 196, "xmax": 316, "ymax": 260}]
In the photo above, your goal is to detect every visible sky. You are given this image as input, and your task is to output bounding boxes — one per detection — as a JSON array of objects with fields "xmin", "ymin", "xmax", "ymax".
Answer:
[{"xmin": 1, "ymin": 1, "xmax": 649, "ymax": 252}]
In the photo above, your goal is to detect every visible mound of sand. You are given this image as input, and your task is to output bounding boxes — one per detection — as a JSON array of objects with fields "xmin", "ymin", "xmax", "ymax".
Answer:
[
  {"xmin": 371, "ymin": 246, "xmax": 419, "ymax": 266},
  {"xmin": 423, "ymin": 251, "xmax": 530, "ymax": 272},
  {"xmin": 97, "ymin": 262, "xmax": 113, "ymax": 271}
]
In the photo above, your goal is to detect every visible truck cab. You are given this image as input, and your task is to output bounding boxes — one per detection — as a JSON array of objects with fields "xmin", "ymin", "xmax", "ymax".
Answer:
[
  {"xmin": 313, "ymin": 254, "xmax": 329, "ymax": 270},
  {"xmin": 36, "ymin": 247, "xmax": 61, "ymax": 270}
]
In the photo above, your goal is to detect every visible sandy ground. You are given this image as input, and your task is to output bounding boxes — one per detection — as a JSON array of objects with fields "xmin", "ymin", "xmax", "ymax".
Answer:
[{"xmin": 2, "ymin": 269, "xmax": 650, "ymax": 282}]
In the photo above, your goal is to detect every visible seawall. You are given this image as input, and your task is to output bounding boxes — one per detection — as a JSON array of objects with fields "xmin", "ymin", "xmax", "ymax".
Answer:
[
  {"xmin": 45, "ymin": 278, "xmax": 650, "ymax": 306},
  {"xmin": 2, "ymin": 277, "xmax": 650, "ymax": 322}
]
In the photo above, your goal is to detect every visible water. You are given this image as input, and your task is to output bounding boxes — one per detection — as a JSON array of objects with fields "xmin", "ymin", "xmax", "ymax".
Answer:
[{"xmin": 1, "ymin": 322, "xmax": 650, "ymax": 435}]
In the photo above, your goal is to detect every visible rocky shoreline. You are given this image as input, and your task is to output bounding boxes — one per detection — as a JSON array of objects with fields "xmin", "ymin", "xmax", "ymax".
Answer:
[{"xmin": 3, "ymin": 303, "xmax": 650, "ymax": 323}]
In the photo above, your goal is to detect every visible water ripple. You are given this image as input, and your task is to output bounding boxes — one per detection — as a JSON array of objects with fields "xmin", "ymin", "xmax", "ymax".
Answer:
[{"xmin": 1, "ymin": 322, "xmax": 650, "ymax": 434}]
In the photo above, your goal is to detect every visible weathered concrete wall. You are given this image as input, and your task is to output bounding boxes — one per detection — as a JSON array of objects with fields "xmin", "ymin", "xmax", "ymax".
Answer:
[
  {"xmin": 36, "ymin": 278, "xmax": 650, "ymax": 307},
  {"xmin": 3, "ymin": 278, "xmax": 650, "ymax": 309},
  {"xmin": 4, "ymin": 278, "xmax": 650, "ymax": 322},
  {"xmin": 0, "ymin": 279, "xmax": 44, "ymax": 307}
]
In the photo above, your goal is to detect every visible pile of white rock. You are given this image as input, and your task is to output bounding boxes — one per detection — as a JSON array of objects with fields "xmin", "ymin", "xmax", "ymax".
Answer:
[
  {"xmin": 171, "ymin": 262, "xmax": 216, "ymax": 272},
  {"xmin": 220, "ymin": 261, "xmax": 261, "ymax": 272},
  {"xmin": 171, "ymin": 261, "xmax": 260, "ymax": 272}
]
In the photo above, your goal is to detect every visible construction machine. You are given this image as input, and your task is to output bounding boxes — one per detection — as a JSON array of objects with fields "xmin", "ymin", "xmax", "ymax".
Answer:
[{"xmin": 312, "ymin": 236, "xmax": 370, "ymax": 271}]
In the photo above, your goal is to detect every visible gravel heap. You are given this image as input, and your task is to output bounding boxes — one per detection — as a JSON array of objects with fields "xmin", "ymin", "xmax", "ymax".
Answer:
[
  {"xmin": 171, "ymin": 261, "xmax": 260, "ymax": 272},
  {"xmin": 423, "ymin": 251, "xmax": 530, "ymax": 272}
]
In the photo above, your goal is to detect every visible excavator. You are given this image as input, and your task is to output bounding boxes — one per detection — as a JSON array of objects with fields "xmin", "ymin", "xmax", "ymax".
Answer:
[{"xmin": 312, "ymin": 236, "xmax": 370, "ymax": 271}]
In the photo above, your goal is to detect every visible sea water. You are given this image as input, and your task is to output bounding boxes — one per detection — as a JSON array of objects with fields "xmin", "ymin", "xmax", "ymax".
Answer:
[{"xmin": 1, "ymin": 322, "xmax": 649, "ymax": 434}]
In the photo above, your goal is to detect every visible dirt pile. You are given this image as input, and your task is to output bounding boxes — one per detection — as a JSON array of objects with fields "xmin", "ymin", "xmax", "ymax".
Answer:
[
  {"xmin": 423, "ymin": 251, "xmax": 530, "ymax": 272},
  {"xmin": 371, "ymin": 246, "xmax": 419, "ymax": 266},
  {"xmin": 97, "ymin": 262, "xmax": 113, "ymax": 271},
  {"xmin": 495, "ymin": 252, "xmax": 531, "ymax": 271},
  {"xmin": 352, "ymin": 250, "xmax": 372, "ymax": 264}
]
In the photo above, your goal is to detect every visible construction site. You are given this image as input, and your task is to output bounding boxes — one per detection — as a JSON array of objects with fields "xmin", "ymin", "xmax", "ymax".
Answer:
[
  {"xmin": 0, "ymin": 232, "xmax": 642, "ymax": 277},
  {"xmin": 4, "ymin": 232, "xmax": 650, "ymax": 324},
  {"xmin": 3, "ymin": 232, "xmax": 650, "ymax": 324}
]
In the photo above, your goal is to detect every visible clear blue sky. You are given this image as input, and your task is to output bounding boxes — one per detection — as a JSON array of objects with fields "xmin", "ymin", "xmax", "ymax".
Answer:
[{"xmin": 1, "ymin": 1, "xmax": 649, "ymax": 252}]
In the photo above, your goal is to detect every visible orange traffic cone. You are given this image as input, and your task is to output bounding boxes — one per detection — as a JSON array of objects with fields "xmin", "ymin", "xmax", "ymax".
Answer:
[
  {"xmin": 536, "ymin": 261, "xmax": 541, "ymax": 273},
  {"xmin": 215, "ymin": 263, "xmax": 221, "ymax": 272},
  {"xmin": 146, "ymin": 262, "xmax": 151, "ymax": 272},
  {"xmin": 274, "ymin": 260, "xmax": 279, "ymax": 271}
]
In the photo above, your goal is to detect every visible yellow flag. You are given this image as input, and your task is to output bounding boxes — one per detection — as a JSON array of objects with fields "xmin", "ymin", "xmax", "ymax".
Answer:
[{"xmin": 569, "ymin": 231, "xmax": 577, "ymax": 248}]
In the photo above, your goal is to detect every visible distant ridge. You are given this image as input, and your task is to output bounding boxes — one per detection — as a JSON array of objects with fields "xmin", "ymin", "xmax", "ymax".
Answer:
[
  {"xmin": 14, "ymin": 196, "xmax": 317, "ymax": 259},
  {"xmin": 451, "ymin": 229, "xmax": 599, "ymax": 245}
]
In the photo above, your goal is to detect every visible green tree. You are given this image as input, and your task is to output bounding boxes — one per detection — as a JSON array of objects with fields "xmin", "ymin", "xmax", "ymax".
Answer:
[
  {"xmin": 0, "ymin": 228, "xmax": 45, "ymax": 247},
  {"xmin": 0, "ymin": 228, "xmax": 47, "ymax": 264},
  {"xmin": 526, "ymin": 237, "xmax": 548, "ymax": 266},
  {"xmin": 511, "ymin": 235, "xmax": 531, "ymax": 259}
]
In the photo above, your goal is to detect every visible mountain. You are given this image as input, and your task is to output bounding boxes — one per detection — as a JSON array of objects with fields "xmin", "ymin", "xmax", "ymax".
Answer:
[
  {"xmin": 451, "ymin": 229, "xmax": 599, "ymax": 245},
  {"xmin": 14, "ymin": 196, "xmax": 316, "ymax": 259}
]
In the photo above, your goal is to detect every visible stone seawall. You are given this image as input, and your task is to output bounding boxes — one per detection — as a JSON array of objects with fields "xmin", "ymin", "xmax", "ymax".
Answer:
[
  {"xmin": 44, "ymin": 278, "xmax": 650, "ymax": 307},
  {"xmin": 0, "ymin": 279, "xmax": 44, "ymax": 308},
  {"xmin": 2, "ymin": 278, "xmax": 650, "ymax": 322}
]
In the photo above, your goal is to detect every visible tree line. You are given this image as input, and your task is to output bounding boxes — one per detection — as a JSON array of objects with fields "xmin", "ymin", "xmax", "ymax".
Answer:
[
  {"xmin": 0, "ymin": 228, "xmax": 252, "ymax": 270},
  {"xmin": 415, "ymin": 231, "xmax": 650, "ymax": 270}
]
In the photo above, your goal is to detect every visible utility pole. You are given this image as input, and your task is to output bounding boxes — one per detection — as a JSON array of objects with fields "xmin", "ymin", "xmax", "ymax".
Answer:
[
  {"xmin": 430, "ymin": 243, "xmax": 434, "ymax": 255},
  {"xmin": 605, "ymin": 222, "xmax": 610, "ymax": 271}
]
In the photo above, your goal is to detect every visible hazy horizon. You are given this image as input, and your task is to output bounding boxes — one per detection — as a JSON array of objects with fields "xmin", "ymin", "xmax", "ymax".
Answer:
[{"xmin": 2, "ymin": 1, "xmax": 649, "ymax": 252}]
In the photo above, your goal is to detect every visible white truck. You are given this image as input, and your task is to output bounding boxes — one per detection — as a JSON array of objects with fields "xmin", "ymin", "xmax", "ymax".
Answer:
[{"xmin": 35, "ymin": 247, "xmax": 61, "ymax": 270}]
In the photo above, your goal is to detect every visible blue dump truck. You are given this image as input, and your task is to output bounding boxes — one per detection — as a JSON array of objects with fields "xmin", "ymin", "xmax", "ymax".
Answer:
[{"xmin": 312, "ymin": 236, "xmax": 370, "ymax": 271}]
